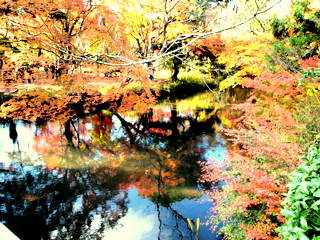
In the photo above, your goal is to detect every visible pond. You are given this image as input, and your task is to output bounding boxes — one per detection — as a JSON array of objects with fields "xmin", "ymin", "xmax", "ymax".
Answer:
[{"xmin": 0, "ymin": 92, "xmax": 227, "ymax": 240}]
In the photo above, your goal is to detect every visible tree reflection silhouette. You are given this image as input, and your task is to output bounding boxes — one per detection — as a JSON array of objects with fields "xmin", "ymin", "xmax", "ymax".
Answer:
[
  {"xmin": 0, "ymin": 105, "xmax": 218, "ymax": 240},
  {"xmin": 0, "ymin": 163, "xmax": 129, "ymax": 240}
]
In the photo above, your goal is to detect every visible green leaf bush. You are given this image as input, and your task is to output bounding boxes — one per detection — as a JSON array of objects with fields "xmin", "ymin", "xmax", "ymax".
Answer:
[
  {"xmin": 278, "ymin": 140, "xmax": 320, "ymax": 239},
  {"xmin": 268, "ymin": 1, "xmax": 320, "ymax": 71}
]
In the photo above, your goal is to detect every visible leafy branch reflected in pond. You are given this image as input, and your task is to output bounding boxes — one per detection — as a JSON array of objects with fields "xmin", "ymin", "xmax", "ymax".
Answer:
[
  {"xmin": 0, "ymin": 163, "xmax": 129, "ymax": 240},
  {"xmin": 0, "ymin": 102, "xmax": 221, "ymax": 239}
]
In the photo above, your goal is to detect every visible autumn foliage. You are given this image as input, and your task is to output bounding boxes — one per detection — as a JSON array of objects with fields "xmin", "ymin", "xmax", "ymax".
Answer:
[
  {"xmin": 206, "ymin": 59, "xmax": 320, "ymax": 239},
  {"xmin": 217, "ymin": 35, "xmax": 272, "ymax": 90},
  {"xmin": 0, "ymin": 0, "xmax": 160, "ymax": 121},
  {"xmin": 0, "ymin": 0, "xmax": 319, "ymax": 238},
  {"xmin": 201, "ymin": 54, "xmax": 320, "ymax": 239}
]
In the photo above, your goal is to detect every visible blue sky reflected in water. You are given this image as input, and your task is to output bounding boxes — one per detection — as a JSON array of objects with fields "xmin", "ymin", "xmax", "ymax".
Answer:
[{"xmin": 0, "ymin": 106, "xmax": 227, "ymax": 240}]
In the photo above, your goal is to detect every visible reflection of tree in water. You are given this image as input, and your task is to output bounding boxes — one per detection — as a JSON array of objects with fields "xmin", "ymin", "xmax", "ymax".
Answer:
[
  {"xmin": 113, "ymin": 106, "xmax": 219, "ymax": 239},
  {"xmin": 0, "ymin": 163, "xmax": 129, "ymax": 240},
  {"xmin": 0, "ymin": 106, "xmax": 218, "ymax": 240},
  {"xmin": 115, "ymin": 104, "xmax": 218, "ymax": 147},
  {"xmin": 9, "ymin": 121, "xmax": 18, "ymax": 144},
  {"xmin": 63, "ymin": 107, "xmax": 217, "ymax": 239},
  {"xmin": 114, "ymin": 104, "xmax": 218, "ymax": 196}
]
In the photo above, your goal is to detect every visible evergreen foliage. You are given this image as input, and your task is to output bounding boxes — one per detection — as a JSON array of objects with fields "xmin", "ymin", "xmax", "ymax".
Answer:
[{"xmin": 278, "ymin": 140, "xmax": 320, "ymax": 240}]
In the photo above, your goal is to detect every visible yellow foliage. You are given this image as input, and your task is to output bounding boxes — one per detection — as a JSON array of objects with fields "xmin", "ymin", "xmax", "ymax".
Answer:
[
  {"xmin": 156, "ymin": 92, "xmax": 219, "ymax": 113},
  {"xmin": 113, "ymin": 0, "xmax": 196, "ymax": 55},
  {"xmin": 217, "ymin": 110, "xmax": 233, "ymax": 128},
  {"xmin": 218, "ymin": 34, "xmax": 273, "ymax": 90}
]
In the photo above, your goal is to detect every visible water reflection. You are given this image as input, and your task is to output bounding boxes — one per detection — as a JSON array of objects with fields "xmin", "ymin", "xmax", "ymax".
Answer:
[{"xmin": 0, "ymin": 100, "xmax": 224, "ymax": 240}]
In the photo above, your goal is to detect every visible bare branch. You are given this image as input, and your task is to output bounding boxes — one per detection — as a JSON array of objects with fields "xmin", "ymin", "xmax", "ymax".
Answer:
[
  {"xmin": 69, "ymin": 0, "xmax": 282, "ymax": 67},
  {"xmin": 10, "ymin": 0, "xmax": 282, "ymax": 67}
]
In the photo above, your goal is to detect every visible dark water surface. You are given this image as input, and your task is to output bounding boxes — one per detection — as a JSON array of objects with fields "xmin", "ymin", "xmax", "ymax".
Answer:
[{"xmin": 0, "ymin": 94, "xmax": 227, "ymax": 240}]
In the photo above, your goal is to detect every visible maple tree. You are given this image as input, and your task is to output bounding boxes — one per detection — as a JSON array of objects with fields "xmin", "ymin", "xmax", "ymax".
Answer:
[
  {"xmin": 1, "ymin": 0, "xmax": 284, "ymax": 82},
  {"xmin": 0, "ymin": 0, "xmax": 157, "ymax": 98},
  {"xmin": 0, "ymin": 0, "xmax": 221, "ymax": 118},
  {"xmin": 0, "ymin": 0, "xmax": 284, "ymax": 89},
  {"xmin": 217, "ymin": 34, "xmax": 272, "ymax": 90},
  {"xmin": 117, "ymin": 0, "xmax": 200, "ymax": 57},
  {"xmin": 202, "ymin": 93, "xmax": 304, "ymax": 239},
  {"xmin": 114, "ymin": 0, "xmax": 214, "ymax": 81},
  {"xmin": 1, "ymin": 0, "xmax": 129, "ymax": 63},
  {"xmin": 198, "ymin": 1, "xmax": 319, "ymax": 238}
]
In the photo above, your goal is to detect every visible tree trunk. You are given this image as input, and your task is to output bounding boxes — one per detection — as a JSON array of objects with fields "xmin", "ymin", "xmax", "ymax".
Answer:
[{"xmin": 172, "ymin": 57, "xmax": 182, "ymax": 82}]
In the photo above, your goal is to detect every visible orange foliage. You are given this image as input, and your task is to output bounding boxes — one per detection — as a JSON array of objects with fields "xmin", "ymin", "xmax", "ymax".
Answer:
[
  {"xmin": 300, "ymin": 56, "xmax": 320, "ymax": 69},
  {"xmin": 244, "ymin": 70, "xmax": 302, "ymax": 98},
  {"xmin": 202, "ymin": 67, "xmax": 305, "ymax": 238},
  {"xmin": 188, "ymin": 34, "xmax": 224, "ymax": 56},
  {"xmin": 122, "ymin": 156, "xmax": 185, "ymax": 198},
  {"xmin": 0, "ymin": 0, "xmax": 159, "ymax": 123},
  {"xmin": 242, "ymin": 215, "xmax": 280, "ymax": 240},
  {"xmin": 218, "ymin": 35, "xmax": 272, "ymax": 90}
]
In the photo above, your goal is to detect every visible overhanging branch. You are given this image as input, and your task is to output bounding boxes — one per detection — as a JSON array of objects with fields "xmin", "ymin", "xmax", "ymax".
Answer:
[
  {"xmin": 68, "ymin": 0, "xmax": 283, "ymax": 67},
  {"xmin": 14, "ymin": 0, "xmax": 282, "ymax": 67}
]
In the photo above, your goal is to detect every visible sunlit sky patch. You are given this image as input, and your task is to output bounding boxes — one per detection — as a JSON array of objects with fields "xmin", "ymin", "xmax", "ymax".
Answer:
[{"xmin": 103, "ymin": 190, "xmax": 158, "ymax": 240}]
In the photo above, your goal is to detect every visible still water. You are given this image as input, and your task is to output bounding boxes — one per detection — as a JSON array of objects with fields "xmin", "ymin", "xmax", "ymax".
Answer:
[{"xmin": 0, "ymin": 94, "xmax": 227, "ymax": 240}]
